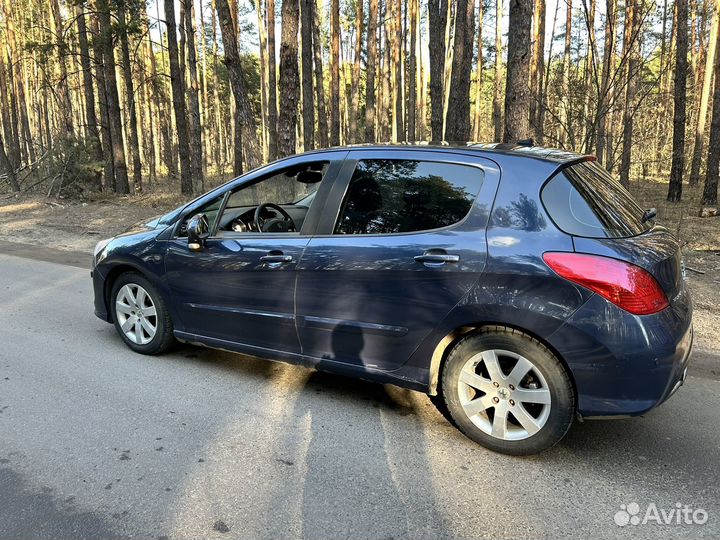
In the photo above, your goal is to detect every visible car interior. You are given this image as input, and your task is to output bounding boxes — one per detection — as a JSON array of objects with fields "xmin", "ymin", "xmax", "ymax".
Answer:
[{"xmin": 181, "ymin": 161, "xmax": 328, "ymax": 236}]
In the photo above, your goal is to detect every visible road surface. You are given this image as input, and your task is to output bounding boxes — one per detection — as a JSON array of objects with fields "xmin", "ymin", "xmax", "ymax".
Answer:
[{"xmin": 1, "ymin": 250, "xmax": 719, "ymax": 539}]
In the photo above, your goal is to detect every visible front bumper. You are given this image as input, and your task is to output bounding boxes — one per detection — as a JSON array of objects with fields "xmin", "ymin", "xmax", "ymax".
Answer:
[{"xmin": 91, "ymin": 268, "xmax": 111, "ymax": 322}]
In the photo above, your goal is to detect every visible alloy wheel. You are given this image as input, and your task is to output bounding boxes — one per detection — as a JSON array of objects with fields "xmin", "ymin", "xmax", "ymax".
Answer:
[
  {"xmin": 115, "ymin": 283, "xmax": 157, "ymax": 345},
  {"xmin": 457, "ymin": 349, "xmax": 552, "ymax": 441}
]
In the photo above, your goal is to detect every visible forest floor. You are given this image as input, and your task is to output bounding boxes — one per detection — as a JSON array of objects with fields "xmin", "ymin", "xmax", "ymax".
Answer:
[{"xmin": 1, "ymin": 178, "xmax": 718, "ymax": 373}]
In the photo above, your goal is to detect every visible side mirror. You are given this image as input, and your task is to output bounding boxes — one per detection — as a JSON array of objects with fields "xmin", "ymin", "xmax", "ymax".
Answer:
[{"xmin": 187, "ymin": 213, "xmax": 210, "ymax": 251}]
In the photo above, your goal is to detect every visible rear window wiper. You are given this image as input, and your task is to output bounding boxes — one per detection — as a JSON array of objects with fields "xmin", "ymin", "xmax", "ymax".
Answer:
[{"xmin": 641, "ymin": 207, "xmax": 657, "ymax": 223}]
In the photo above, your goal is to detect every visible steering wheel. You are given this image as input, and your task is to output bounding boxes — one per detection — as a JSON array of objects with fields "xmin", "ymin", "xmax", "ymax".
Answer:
[{"xmin": 254, "ymin": 203, "xmax": 297, "ymax": 233}]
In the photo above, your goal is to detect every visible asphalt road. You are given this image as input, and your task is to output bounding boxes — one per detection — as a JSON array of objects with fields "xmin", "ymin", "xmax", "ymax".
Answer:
[{"xmin": 1, "ymin": 251, "xmax": 719, "ymax": 540}]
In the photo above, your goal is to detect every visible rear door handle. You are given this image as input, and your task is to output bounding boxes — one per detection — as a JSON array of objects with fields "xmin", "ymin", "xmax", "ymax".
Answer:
[
  {"xmin": 260, "ymin": 253, "xmax": 293, "ymax": 264},
  {"xmin": 414, "ymin": 253, "xmax": 460, "ymax": 264}
]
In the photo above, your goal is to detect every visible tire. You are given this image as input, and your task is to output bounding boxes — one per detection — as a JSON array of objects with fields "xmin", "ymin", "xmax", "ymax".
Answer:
[
  {"xmin": 438, "ymin": 326, "xmax": 575, "ymax": 455},
  {"xmin": 110, "ymin": 272, "xmax": 175, "ymax": 355}
]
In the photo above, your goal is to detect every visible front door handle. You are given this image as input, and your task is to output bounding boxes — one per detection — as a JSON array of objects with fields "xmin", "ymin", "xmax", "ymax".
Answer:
[
  {"xmin": 260, "ymin": 252, "xmax": 293, "ymax": 264},
  {"xmin": 414, "ymin": 252, "xmax": 460, "ymax": 264}
]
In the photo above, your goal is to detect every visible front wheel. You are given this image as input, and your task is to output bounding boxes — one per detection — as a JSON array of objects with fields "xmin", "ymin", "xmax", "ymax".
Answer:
[
  {"xmin": 111, "ymin": 272, "xmax": 175, "ymax": 355},
  {"xmin": 439, "ymin": 327, "xmax": 575, "ymax": 455}
]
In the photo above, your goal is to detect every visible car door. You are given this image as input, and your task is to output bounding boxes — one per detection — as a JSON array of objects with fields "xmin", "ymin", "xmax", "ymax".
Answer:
[
  {"xmin": 164, "ymin": 152, "xmax": 345, "ymax": 354},
  {"xmin": 295, "ymin": 149, "xmax": 498, "ymax": 371}
]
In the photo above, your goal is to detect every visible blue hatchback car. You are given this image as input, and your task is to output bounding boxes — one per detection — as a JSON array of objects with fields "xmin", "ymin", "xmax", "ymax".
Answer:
[{"xmin": 92, "ymin": 144, "xmax": 693, "ymax": 455}]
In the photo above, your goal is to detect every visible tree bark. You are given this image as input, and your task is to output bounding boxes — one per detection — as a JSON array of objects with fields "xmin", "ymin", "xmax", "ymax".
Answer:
[
  {"xmin": 278, "ymin": 0, "xmax": 300, "ymax": 156},
  {"xmin": 267, "ymin": 0, "xmax": 279, "ymax": 159},
  {"xmin": 667, "ymin": 0, "xmax": 689, "ymax": 202},
  {"xmin": 703, "ymin": 16, "xmax": 720, "ymax": 205},
  {"xmin": 0, "ymin": 133, "xmax": 19, "ymax": 192},
  {"xmin": 690, "ymin": 2, "xmax": 719, "ymax": 186},
  {"xmin": 97, "ymin": 0, "xmax": 130, "ymax": 194},
  {"xmin": 164, "ymin": 0, "xmax": 193, "ymax": 194},
  {"xmin": 365, "ymin": 0, "xmax": 379, "ymax": 142},
  {"xmin": 492, "ymin": 0, "xmax": 504, "ymax": 141},
  {"xmin": 183, "ymin": 0, "xmax": 204, "ymax": 191},
  {"xmin": 312, "ymin": 0, "xmax": 329, "ymax": 147},
  {"xmin": 408, "ymin": 0, "xmax": 418, "ymax": 140},
  {"xmin": 50, "ymin": 0, "xmax": 74, "ymax": 136},
  {"xmin": 301, "ymin": 0, "xmax": 315, "ymax": 150},
  {"xmin": 330, "ymin": 0, "xmax": 341, "ymax": 145},
  {"xmin": 596, "ymin": 0, "xmax": 617, "ymax": 164},
  {"xmin": 503, "ymin": 0, "xmax": 532, "ymax": 142},
  {"xmin": 446, "ymin": 0, "xmax": 476, "ymax": 141},
  {"xmin": 393, "ymin": 0, "xmax": 404, "ymax": 140},
  {"xmin": 117, "ymin": 7, "xmax": 143, "ymax": 193},
  {"xmin": 560, "ymin": 0, "xmax": 572, "ymax": 146},
  {"xmin": 530, "ymin": 0, "xmax": 545, "ymax": 142},
  {"xmin": 618, "ymin": 0, "xmax": 639, "ymax": 188},
  {"xmin": 90, "ymin": 8, "xmax": 115, "ymax": 191},
  {"xmin": 428, "ymin": 0, "xmax": 449, "ymax": 140},
  {"xmin": 75, "ymin": 3, "xmax": 103, "ymax": 191},
  {"xmin": 217, "ymin": 0, "xmax": 261, "ymax": 172},
  {"xmin": 350, "ymin": 0, "xmax": 363, "ymax": 142}
]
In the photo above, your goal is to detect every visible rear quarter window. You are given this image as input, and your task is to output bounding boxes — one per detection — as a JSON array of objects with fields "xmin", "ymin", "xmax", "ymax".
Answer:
[{"xmin": 541, "ymin": 161, "xmax": 652, "ymax": 238}]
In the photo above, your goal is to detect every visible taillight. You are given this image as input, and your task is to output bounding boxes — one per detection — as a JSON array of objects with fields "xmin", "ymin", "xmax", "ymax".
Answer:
[{"xmin": 543, "ymin": 252, "xmax": 669, "ymax": 315}]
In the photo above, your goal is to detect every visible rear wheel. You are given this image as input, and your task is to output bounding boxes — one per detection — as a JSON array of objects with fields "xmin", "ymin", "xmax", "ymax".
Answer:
[
  {"xmin": 111, "ymin": 272, "xmax": 175, "ymax": 355},
  {"xmin": 439, "ymin": 327, "xmax": 574, "ymax": 455}
]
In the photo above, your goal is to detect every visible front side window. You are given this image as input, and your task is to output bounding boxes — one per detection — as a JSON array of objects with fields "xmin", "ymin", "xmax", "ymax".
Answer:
[
  {"xmin": 216, "ymin": 161, "xmax": 328, "ymax": 233},
  {"xmin": 178, "ymin": 193, "xmax": 224, "ymax": 237},
  {"xmin": 334, "ymin": 159, "xmax": 483, "ymax": 235}
]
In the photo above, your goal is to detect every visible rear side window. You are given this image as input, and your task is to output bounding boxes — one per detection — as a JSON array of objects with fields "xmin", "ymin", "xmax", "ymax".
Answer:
[
  {"xmin": 541, "ymin": 161, "xmax": 652, "ymax": 238},
  {"xmin": 334, "ymin": 159, "xmax": 483, "ymax": 235}
]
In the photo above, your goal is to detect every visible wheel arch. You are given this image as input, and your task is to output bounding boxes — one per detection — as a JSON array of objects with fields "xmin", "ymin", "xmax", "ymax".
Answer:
[
  {"xmin": 427, "ymin": 321, "xmax": 578, "ymax": 404},
  {"xmin": 103, "ymin": 263, "xmax": 150, "ymax": 323}
]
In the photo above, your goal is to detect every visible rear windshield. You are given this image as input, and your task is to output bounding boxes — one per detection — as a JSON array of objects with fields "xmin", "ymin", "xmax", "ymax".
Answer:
[{"xmin": 541, "ymin": 161, "xmax": 652, "ymax": 238}]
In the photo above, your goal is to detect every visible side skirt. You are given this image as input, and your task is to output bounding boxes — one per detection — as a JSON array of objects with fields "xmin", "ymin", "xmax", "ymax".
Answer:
[{"xmin": 174, "ymin": 330, "xmax": 429, "ymax": 393}]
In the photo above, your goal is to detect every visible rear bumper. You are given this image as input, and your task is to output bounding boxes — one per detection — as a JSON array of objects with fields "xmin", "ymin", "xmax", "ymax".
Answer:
[{"xmin": 549, "ymin": 290, "xmax": 693, "ymax": 418}]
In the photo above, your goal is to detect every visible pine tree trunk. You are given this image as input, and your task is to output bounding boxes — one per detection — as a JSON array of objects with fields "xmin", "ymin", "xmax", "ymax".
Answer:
[
  {"xmin": 312, "ymin": 0, "xmax": 329, "ymax": 147},
  {"xmin": 75, "ymin": 3, "xmax": 103, "ymax": 191},
  {"xmin": 618, "ymin": 0, "xmax": 638, "ymax": 188},
  {"xmin": 164, "ymin": 0, "xmax": 193, "ymax": 194},
  {"xmin": 267, "ymin": 0, "xmax": 279, "ymax": 159},
  {"xmin": 702, "ymin": 17, "xmax": 720, "ymax": 205},
  {"xmin": 472, "ymin": 1, "xmax": 484, "ymax": 140},
  {"xmin": 50, "ymin": 0, "xmax": 74, "ymax": 136},
  {"xmin": 560, "ymin": 0, "xmax": 572, "ymax": 146},
  {"xmin": 503, "ymin": 0, "xmax": 532, "ymax": 142},
  {"xmin": 183, "ymin": 0, "xmax": 204, "ymax": 191},
  {"xmin": 217, "ymin": 0, "xmax": 261, "ymax": 172},
  {"xmin": 301, "ymin": 0, "xmax": 315, "ymax": 150},
  {"xmin": 0, "ymin": 133, "xmax": 19, "ymax": 192},
  {"xmin": 530, "ymin": 0, "xmax": 545, "ymax": 142},
  {"xmin": 365, "ymin": 0, "xmax": 379, "ymax": 142},
  {"xmin": 278, "ymin": 0, "xmax": 300, "ymax": 156},
  {"xmin": 98, "ymin": 0, "xmax": 130, "ymax": 193},
  {"xmin": 446, "ymin": 0, "xmax": 476, "ymax": 141},
  {"xmin": 667, "ymin": 0, "xmax": 689, "ymax": 202},
  {"xmin": 408, "ymin": 0, "xmax": 418, "ymax": 140},
  {"xmin": 393, "ymin": 0, "xmax": 404, "ymax": 141},
  {"xmin": 256, "ymin": 0, "xmax": 269, "ymax": 159},
  {"xmin": 330, "ymin": 0, "xmax": 341, "ymax": 145},
  {"xmin": 596, "ymin": 0, "xmax": 616, "ymax": 164},
  {"xmin": 428, "ymin": 0, "xmax": 449, "ymax": 140},
  {"xmin": 492, "ymin": 0, "xmax": 504, "ymax": 141},
  {"xmin": 380, "ymin": 0, "xmax": 392, "ymax": 140},
  {"xmin": 690, "ymin": 2, "xmax": 719, "ymax": 186},
  {"xmin": 349, "ymin": 0, "xmax": 363, "ymax": 142},
  {"xmin": 90, "ymin": 10, "xmax": 115, "ymax": 191},
  {"xmin": 118, "ymin": 8, "xmax": 143, "ymax": 193}
]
